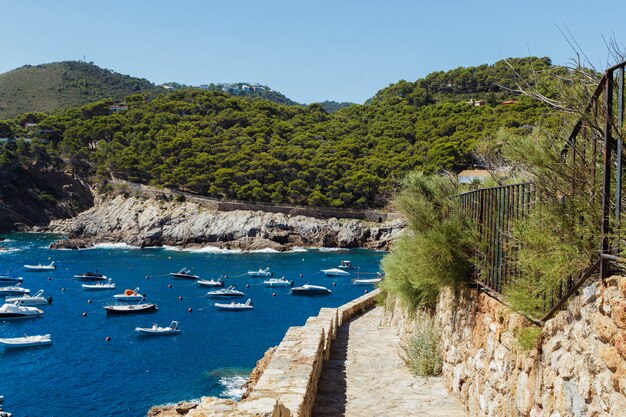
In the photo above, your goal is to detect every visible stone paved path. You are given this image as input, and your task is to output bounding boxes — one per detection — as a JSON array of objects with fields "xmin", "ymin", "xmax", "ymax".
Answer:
[{"xmin": 312, "ymin": 307, "xmax": 467, "ymax": 417}]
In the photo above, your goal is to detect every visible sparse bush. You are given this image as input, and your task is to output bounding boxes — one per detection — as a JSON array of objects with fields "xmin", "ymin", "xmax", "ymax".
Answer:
[
  {"xmin": 516, "ymin": 326, "xmax": 542, "ymax": 351},
  {"xmin": 400, "ymin": 316, "xmax": 442, "ymax": 376}
]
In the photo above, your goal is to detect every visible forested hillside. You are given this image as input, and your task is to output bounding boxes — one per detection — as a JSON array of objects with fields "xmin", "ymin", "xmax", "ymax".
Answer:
[
  {"xmin": 0, "ymin": 57, "xmax": 559, "ymax": 209},
  {"xmin": 0, "ymin": 61, "xmax": 159, "ymax": 119}
]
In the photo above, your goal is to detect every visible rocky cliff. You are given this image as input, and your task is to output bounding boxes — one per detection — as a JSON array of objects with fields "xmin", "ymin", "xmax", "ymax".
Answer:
[
  {"xmin": 0, "ymin": 163, "xmax": 93, "ymax": 233},
  {"xmin": 47, "ymin": 194, "xmax": 404, "ymax": 251}
]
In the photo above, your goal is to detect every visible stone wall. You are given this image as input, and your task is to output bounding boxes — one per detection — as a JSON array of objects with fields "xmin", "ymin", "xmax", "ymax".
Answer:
[
  {"xmin": 383, "ymin": 277, "xmax": 626, "ymax": 417},
  {"xmin": 148, "ymin": 290, "xmax": 379, "ymax": 417}
]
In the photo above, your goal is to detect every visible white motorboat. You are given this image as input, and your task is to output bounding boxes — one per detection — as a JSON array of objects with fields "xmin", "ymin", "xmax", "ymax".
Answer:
[
  {"xmin": 169, "ymin": 268, "xmax": 200, "ymax": 280},
  {"xmin": 6, "ymin": 290, "xmax": 51, "ymax": 306},
  {"xmin": 23, "ymin": 261, "xmax": 56, "ymax": 271},
  {"xmin": 82, "ymin": 279, "xmax": 116, "ymax": 290},
  {"xmin": 104, "ymin": 302, "xmax": 157, "ymax": 314},
  {"xmin": 0, "ymin": 273, "xmax": 22, "ymax": 283},
  {"xmin": 197, "ymin": 278, "xmax": 224, "ymax": 287},
  {"xmin": 207, "ymin": 286, "xmax": 244, "ymax": 298},
  {"xmin": 263, "ymin": 277, "xmax": 294, "ymax": 287},
  {"xmin": 74, "ymin": 272, "xmax": 107, "ymax": 281},
  {"xmin": 290, "ymin": 284, "xmax": 332, "ymax": 296},
  {"xmin": 0, "ymin": 334, "xmax": 52, "ymax": 348},
  {"xmin": 0, "ymin": 285, "xmax": 30, "ymax": 296},
  {"xmin": 135, "ymin": 321, "xmax": 181, "ymax": 335},
  {"xmin": 338, "ymin": 260, "xmax": 357, "ymax": 269},
  {"xmin": 215, "ymin": 298, "xmax": 253, "ymax": 311},
  {"xmin": 321, "ymin": 268, "xmax": 350, "ymax": 276},
  {"xmin": 0, "ymin": 302, "xmax": 44, "ymax": 319},
  {"xmin": 247, "ymin": 267, "xmax": 273, "ymax": 277},
  {"xmin": 352, "ymin": 278, "xmax": 382, "ymax": 286},
  {"xmin": 113, "ymin": 288, "xmax": 144, "ymax": 301}
]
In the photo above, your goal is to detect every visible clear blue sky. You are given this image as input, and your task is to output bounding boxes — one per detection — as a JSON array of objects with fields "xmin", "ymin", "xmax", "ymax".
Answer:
[{"xmin": 1, "ymin": 0, "xmax": 626, "ymax": 103}]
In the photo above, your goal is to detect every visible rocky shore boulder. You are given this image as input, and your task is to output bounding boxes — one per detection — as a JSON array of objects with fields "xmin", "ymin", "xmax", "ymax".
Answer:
[{"xmin": 47, "ymin": 195, "xmax": 405, "ymax": 251}]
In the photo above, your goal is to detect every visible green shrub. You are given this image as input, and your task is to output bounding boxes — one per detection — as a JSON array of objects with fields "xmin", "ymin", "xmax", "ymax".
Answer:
[
  {"xmin": 381, "ymin": 172, "xmax": 475, "ymax": 310},
  {"xmin": 400, "ymin": 316, "xmax": 442, "ymax": 376},
  {"xmin": 516, "ymin": 326, "xmax": 542, "ymax": 351}
]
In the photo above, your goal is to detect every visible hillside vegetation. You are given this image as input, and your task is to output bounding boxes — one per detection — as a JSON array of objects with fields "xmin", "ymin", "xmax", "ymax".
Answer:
[
  {"xmin": 0, "ymin": 61, "xmax": 159, "ymax": 119},
  {"xmin": 0, "ymin": 57, "xmax": 559, "ymax": 209}
]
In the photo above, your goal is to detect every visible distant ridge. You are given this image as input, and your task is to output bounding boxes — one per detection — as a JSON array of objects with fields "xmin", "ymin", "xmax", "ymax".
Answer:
[{"xmin": 0, "ymin": 61, "xmax": 159, "ymax": 118}]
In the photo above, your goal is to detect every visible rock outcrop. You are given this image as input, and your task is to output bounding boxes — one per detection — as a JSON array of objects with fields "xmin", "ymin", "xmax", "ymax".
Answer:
[{"xmin": 47, "ymin": 195, "xmax": 404, "ymax": 251}]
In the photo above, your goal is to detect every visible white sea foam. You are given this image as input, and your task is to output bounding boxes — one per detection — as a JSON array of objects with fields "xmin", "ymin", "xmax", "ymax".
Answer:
[
  {"xmin": 90, "ymin": 242, "xmax": 141, "ymax": 250},
  {"xmin": 291, "ymin": 247, "xmax": 309, "ymax": 253},
  {"xmin": 219, "ymin": 375, "xmax": 247, "ymax": 400},
  {"xmin": 316, "ymin": 247, "xmax": 348, "ymax": 252}
]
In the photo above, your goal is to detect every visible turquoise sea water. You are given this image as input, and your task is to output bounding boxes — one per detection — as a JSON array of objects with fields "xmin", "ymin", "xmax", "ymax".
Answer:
[{"xmin": 0, "ymin": 233, "xmax": 384, "ymax": 417}]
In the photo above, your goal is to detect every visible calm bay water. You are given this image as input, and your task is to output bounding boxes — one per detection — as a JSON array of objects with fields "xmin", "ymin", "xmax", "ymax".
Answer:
[{"xmin": 0, "ymin": 234, "xmax": 384, "ymax": 417}]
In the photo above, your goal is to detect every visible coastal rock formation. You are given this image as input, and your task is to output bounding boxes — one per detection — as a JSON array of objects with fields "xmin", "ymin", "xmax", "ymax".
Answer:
[
  {"xmin": 383, "ymin": 276, "xmax": 626, "ymax": 417},
  {"xmin": 47, "ymin": 195, "xmax": 404, "ymax": 251}
]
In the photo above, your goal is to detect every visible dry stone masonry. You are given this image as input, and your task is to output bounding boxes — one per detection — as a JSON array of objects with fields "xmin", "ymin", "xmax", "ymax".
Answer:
[{"xmin": 383, "ymin": 276, "xmax": 626, "ymax": 417}]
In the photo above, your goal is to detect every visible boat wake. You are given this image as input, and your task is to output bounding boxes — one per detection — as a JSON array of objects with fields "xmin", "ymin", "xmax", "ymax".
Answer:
[
  {"xmin": 0, "ymin": 248, "xmax": 21, "ymax": 254},
  {"xmin": 219, "ymin": 375, "xmax": 247, "ymax": 400}
]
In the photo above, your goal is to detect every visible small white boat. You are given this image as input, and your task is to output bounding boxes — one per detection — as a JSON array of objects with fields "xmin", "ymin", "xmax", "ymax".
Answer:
[
  {"xmin": 113, "ymin": 288, "xmax": 144, "ymax": 301},
  {"xmin": 197, "ymin": 278, "xmax": 224, "ymax": 287},
  {"xmin": 0, "ymin": 302, "xmax": 44, "ymax": 319},
  {"xmin": 0, "ymin": 273, "xmax": 22, "ymax": 283},
  {"xmin": 338, "ymin": 260, "xmax": 357, "ymax": 269},
  {"xmin": 247, "ymin": 267, "xmax": 273, "ymax": 277},
  {"xmin": 0, "ymin": 334, "xmax": 52, "ymax": 348},
  {"xmin": 263, "ymin": 277, "xmax": 294, "ymax": 287},
  {"xmin": 0, "ymin": 285, "xmax": 30, "ymax": 296},
  {"xmin": 321, "ymin": 268, "xmax": 350, "ymax": 276},
  {"xmin": 207, "ymin": 286, "xmax": 244, "ymax": 298},
  {"xmin": 135, "ymin": 321, "xmax": 181, "ymax": 335},
  {"xmin": 6, "ymin": 290, "xmax": 51, "ymax": 306},
  {"xmin": 82, "ymin": 279, "xmax": 116, "ymax": 290},
  {"xmin": 104, "ymin": 302, "xmax": 157, "ymax": 314},
  {"xmin": 290, "ymin": 284, "xmax": 332, "ymax": 296},
  {"xmin": 215, "ymin": 299, "xmax": 253, "ymax": 311},
  {"xmin": 169, "ymin": 268, "xmax": 200, "ymax": 280},
  {"xmin": 352, "ymin": 278, "xmax": 382, "ymax": 286},
  {"xmin": 24, "ymin": 261, "xmax": 56, "ymax": 271},
  {"xmin": 74, "ymin": 272, "xmax": 107, "ymax": 281}
]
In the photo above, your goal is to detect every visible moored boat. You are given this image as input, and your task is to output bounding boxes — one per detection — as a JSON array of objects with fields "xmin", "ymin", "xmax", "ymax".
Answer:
[
  {"xmin": 6, "ymin": 290, "xmax": 51, "ymax": 306},
  {"xmin": 104, "ymin": 302, "xmax": 158, "ymax": 314},
  {"xmin": 263, "ymin": 277, "xmax": 294, "ymax": 287},
  {"xmin": 352, "ymin": 278, "xmax": 382, "ymax": 286},
  {"xmin": 215, "ymin": 298, "xmax": 253, "ymax": 311},
  {"xmin": 247, "ymin": 267, "xmax": 273, "ymax": 277},
  {"xmin": 74, "ymin": 272, "xmax": 107, "ymax": 281},
  {"xmin": 135, "ymin": 321, "xmax": 180, "ymax": 335},
  {"xmin": 197, "ymin": 278, "xmax": 224, "ymax": 287},
  {"xmin": 24, "ymin": 261, "xmax": 56, "ymax": 271},
  {"xmin": 290, "ymin": 284, "xmax": 332, "ymax": 296},
  {"xmin": 0, "ymin": 302, "xmax": 44, "ymax": 319},
  {"xmin": 321, "ymin": 268, "xmax": 350, "ymax": 276},
  {"xmin": 0, "ymin": 273, "xmax": 22, "ymax": 283},
  {"xmin": 169, "ymin": 267, "xmax": 200, "ymax": 280},
  {"xmin": 82, "ymin": 279, "xmax": 116, "ymax": 290},
  {"xmin": 338, "ymin": 260, "xmax": 356, "ymax": 269},
  {"xmin": 207, "ymin": 286, "xmax": 244, "ymax": 298},
  {"xmin": 113, "ymin": 287, "xmax": 144, "ymax": 301},
  {"xmin": 0, "ymin": 334, "xmax": 52, "ymax": 348},
  {"xmin": 0, "ymin": 285, "xmax": 30, "ymax": 296}
]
